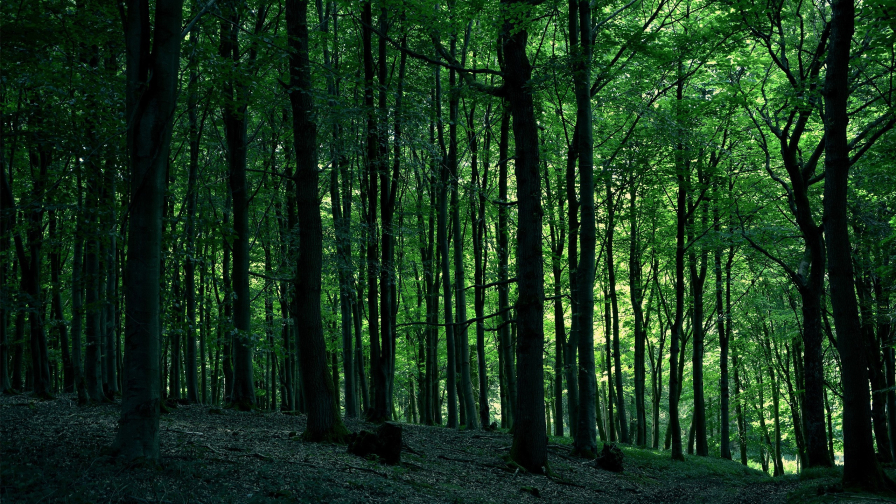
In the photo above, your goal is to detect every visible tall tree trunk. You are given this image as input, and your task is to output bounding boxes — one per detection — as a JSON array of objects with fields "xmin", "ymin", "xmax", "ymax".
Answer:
[
  {"xmin": 113, "ymin": 0, "xmax": 182, "ymax": 461},
  {"xmin": 222, "ymin": 195, "xmax": 234, "ymax": 403},
  {"xmin": 49, "ymin": 213, "xmax": 72, "ymax": 392},
  {"xmin": 822, "ymin": 0, "xmax": 890, "ymax": 489},
  {"xmin": 496, "ymin": 106, "xmax": 515, "ymax": 428},
  {"xmin": 219, "ymin": 0, "xmax": 257, "ymax": 411},
  {"xmin": 715, "ymin": 181, "xmax": 731, "ymax": 459},
  {"xmin": 321, "ymin": 2, "xmax": 355, "ymax": 419},
  {"xmin": 375, "ymin": 6, "xmax": 398, "ymax": 423},
  {"xmin": 606, "ymin": 179, "xmax": 628, "ymax": 444},
  {"xmin": 764, "ymin": 337, "xmax": 784, "ymax": 476},
  {"xmin": 103, "ymin": 170, "xmax": 118, "ymax": 398},
  {"xmin": 71, "ymin": 180, "xmax": 87, "ymax": 403},
  {"xmin": 360, "ymin": 0, "xmax": 384, "ymax": 423},
  {"xmin": 503, "ymin": 3, "xmax": 547, "ymax": 471},
  {"xmin": 571, "ymin": 0, "xmax": 597, "ymax": 458},
  {"xmin": 668, "ymin": 68, "xmax": 687, "ymax": 461},
  {"xmin": 449, "ymin": 37, "xmax": 478, "ymax": 431},
  {"xmin": 733, "ymin": 350, "xmax": 748, "ymax": 465},
  {"xmin": 564, "ymin": 118, "xmax": 580, "ymax": 441},
  {"xmin": 433, "ymin": 42, "xmax": 458, "ymax": 428},
  {"xmin": 288, "ymin": 0, "xmax": 345, "ymax": 440},
  {"xmin": 689, "ymin": 204, "xmax": 708, "ymax": 457},
  {"xmin": 470, "ymin": 102, "xmax": 491, "ymax": 429},
  {"xmin": 183, "ymin": 25, "xmax": 202, "ymax": 403},
  {"xmin": 629, "ymin": 183, "xmax": 647, "ymax": 447}
]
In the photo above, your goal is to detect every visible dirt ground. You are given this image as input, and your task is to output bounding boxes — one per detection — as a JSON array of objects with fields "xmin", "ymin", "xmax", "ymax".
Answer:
[{"xmin": 0, "ymin": 394, "xmax": 878, "ymax": 503}]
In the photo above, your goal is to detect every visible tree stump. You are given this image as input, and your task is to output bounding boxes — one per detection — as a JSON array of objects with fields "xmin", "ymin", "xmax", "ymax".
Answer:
[
  {"xmin": 595, "ymin": 443, "xmax": 624, "ymax": 472},
  {"xmin": 347, "ymin": 422, "xmax": 402, "ymax": 465}
]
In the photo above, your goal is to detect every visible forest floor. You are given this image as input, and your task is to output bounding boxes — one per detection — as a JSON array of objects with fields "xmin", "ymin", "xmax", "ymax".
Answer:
[{"xmin": 2, "ymin": 394, "xmax": 894, "ymax": 503}]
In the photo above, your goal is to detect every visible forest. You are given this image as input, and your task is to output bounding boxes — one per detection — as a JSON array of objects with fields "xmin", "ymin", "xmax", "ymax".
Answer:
[{"xmin": 1, "ymin": 0, "xmax": 895, "ymax": 499}]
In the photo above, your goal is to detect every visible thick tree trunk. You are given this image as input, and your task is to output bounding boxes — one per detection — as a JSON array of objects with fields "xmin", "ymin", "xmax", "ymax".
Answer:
[
  {"xmin": 689, "ymin": 220, "xmax": 708, "ymax": 457},
  {"xmin": 287, "ymin": 0, "xmax": 346, "ymax": 440},
  {"xmin": 503, "ymin": 5, "xmax": 547, "ymax": 472},
  {"xmin": 822, "ymin": 0, "xmax": 890, "ymax": 489},
  {"xmin": 113, "ymin": 0, "xmax": 182, "ymax": 461}
]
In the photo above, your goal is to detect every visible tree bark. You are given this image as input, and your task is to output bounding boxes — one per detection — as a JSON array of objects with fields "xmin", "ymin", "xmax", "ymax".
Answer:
[
  {"xmin": 503, "ymin": 3, "xmax": 547, "ymax": 472},
  {"xmin": 287, "ymin": 0, "xmax": 346, "ymax": 440},
  {"xmin": 496, "ymin": 106, "xmax": 515, "ymax": 428},
  {"xmin": 606, "ymin": 179, "xmax": 628, "ymax": 444},
  {"xmin": 629, "ymin": 183, "xmax": 647, "ymax": 447},
  {"xmin": 571, "ymin": 0, "xmax": 597, "ymax": 458},
  {"xmin": 822, "ymin": 0, "xmax": 891, "ymax": 489},
  {"xmin": 113, "ymin": 0, "xmax": 182, "ymax": 461}
]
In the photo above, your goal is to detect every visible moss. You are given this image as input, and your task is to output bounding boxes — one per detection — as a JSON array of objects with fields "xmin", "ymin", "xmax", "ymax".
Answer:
[{"xmin": 301, "ymin": 420, "xmax": 350, "ymax": 444}]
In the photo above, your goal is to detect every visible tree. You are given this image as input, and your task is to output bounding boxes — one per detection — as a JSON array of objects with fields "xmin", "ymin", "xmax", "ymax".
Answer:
[
  {"xmin": 287, "ymin": 0, "xmax": 347, "ymax": 442},
  {"xmin": 503, "ymin": 0, "xmax": 547, "ymax": 473},
  {"xmin": 822, "ymin": 0, "xmax": 892, "ymax": 490},
  {"xmin": 112, "ymin": 0, "xmax": 183, "ymax": 461}
]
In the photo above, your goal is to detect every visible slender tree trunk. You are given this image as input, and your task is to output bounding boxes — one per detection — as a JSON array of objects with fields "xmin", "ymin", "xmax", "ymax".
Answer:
[
  {"xmin": 470, "ymin": 102, "xmax": 491, "ymax": 429},
  {"xmin": 668, "ymin": 67, "xmax": 687, "ymax": 461},
  {"xmin": 219, "ymin": 0, "xmax": 256, "ymax": 410},
  {"xmin": 49, "ymin": 213, "xmax": 72, "ymax": 392},
  {"xmin": 606, "ymin": 179, "xmax": 628, "ymax": 444},
  {"xmin": 71, "ymin": 191, "xmax": 86, "ymax": 403},
  {"xmin": 629, "ymin": 183, "xmax": 647, "ymax": 447},
  {"xmin": 449, "ymin": 48, "xmax": 478, "ymax": 430},
  {"xmin": 434, "ymin": 56, "xmax": 458, "ymax": 428},
  {"xmin": 571, "ymin": 0, "xmax": 597, "ymax": 457},
  {"xmin": 496, "ymin": 106, "xmax": 515, "ymax": 428},
  {"xmin": 715, "ymin": 181, "xmax": 731, "ymax": 459},
  {"xmin": 565, "ymin": 119, "xmax": 580, "ymax": 441},
  {"xmin": 183, "ymin": 29, "xmax": 202, "ymax": 402},
  {"xmin": 103, "ymin": 172, "xmax": 118, "ymax": 398},
  {"xmin": 689, "ymin": 223, "xmax": 708, "ymax": 457}
]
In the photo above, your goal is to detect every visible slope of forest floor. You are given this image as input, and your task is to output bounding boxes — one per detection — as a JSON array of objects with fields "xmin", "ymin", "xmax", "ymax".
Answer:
[{"xmin": 2, "ymin": 394, "xmax": 893, "ymax": 503}]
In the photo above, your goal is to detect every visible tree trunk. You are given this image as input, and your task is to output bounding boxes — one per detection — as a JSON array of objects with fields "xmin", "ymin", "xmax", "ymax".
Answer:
[
  {"xmin": 504, "ymin": 3, "xmax": 547, "ymax": 472},
  {"xmin": 470, "ymin": 102, "xmax": 492, "ymax": 429},
  {"xmin": 496, "ymin": 106, "xmax": 515, "ymax": 428},
  {"xmin": 220, "ymin": 0, "xmax": 256, "ymax": 411},
  {"xmin": 823, "ymin": 0, "xmax": 891, "ymax": 490},
  {"xmin": 565, "ymin": 118, "xmax": 580, "ymax": 441},
  {"xmin": 450, "ymin": 51, "xmax": 478, "ymax": 429},
  {"xmin": 113, "ymin": 0, "xmax": 182, "ymax": 461},
  {"xmin": 822, "ymin": 0, "xmax": 891, "ymax": 489},
  {"xmin": 629, "ymin": 183, "xmax": 647, "ymax": 447},
  {"xmin": 606, "ymin": 179, "xmax": 628, "ymax": 444},
  {"xmin": 183, "ymin": 29, "xmax": 202, "ymax": 403},
  {"xmin": 715, "ymin": 183, "xmax": 731, "ymax": 459},
  {"xmin": 287, "ymin": 0, "xmax": 345, "ymax": 440},
  {"xmin": 667, "ymin": 67, "xmax": 687, "ymax": 462},
  {"xmin": 570, "ymin": 0, "xmax": 597, "ymax": 458}
]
